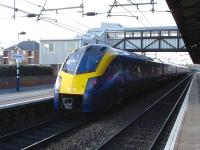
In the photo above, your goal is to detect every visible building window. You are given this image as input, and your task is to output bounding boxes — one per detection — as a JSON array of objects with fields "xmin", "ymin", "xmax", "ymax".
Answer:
[
  {"xmin": 44, "ymin": 43, "xmax": 55, "ymax": 53},
  {"xmin": 4, "ymin": 58, "xmax": 8, "ymax": 64},
  {"xmin": 151, "ymin": 31, "xmax": 159, "ymax": 37},
  {"xmin": 4, "ymin": 51, "xmax": 9, "ymax": 57},
  {"xmin": 143, "ymin": 31, "xmax": 150, "ymax": 37},
  {"xmin": 161, "ymin": 31, "xmax": 169, "ymax": 36},
  {"xmin": 125, "ymin": 32, "xmax": 133, "ymax": 37},
  {"xmin": 169, "ymin": 30, "xmax": 177, "ymax": 36},
  {"xmin": 107, "ymin": 32, "xmax": 115, "ymax": 38},
  {"xmin": 28, "ymin": 51, "xmax": 34, "ymax": 57},
  {"xmin": 133, "ymin": 32, "xmax": 141, "ymax": 37},
  {"xmin": 65, "ymin": 41, "xmax": 78, "ymax": 52},
  {"xmin": 28, "ymin": 58, "xmax": 34, "ymax": 64},
  {"xmin": 107, "ymin": 32, "xmax": 124, "ymax": 39},
  {"xmin": 84, "ymin": 43, "xmax": 89, "ymax": 46},
  {"xmin": 115, "ymin": 32, "xmax": 124, "ymax": 38}
]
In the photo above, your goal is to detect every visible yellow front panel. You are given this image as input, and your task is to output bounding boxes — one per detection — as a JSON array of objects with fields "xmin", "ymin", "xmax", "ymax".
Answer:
[
  {"xmin": 96, "ymin": 50, "xmax": 116, "ymax": 75},
  {"xmin": 59, "ymin": 50, "xmax": 117, "ymax": 95},
  {"xmin": 59, "ymin": 71, "xmax": 96, "ymax": 94}
]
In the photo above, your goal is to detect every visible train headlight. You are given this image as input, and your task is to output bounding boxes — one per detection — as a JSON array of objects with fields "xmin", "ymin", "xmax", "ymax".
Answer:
[
  {"xmin": 54, "ymin": 76, "xmax": 62, "ymax": 92},
  {"xmin": 86, "ymin": 77, "xmax": 98, "ymax": 91}
]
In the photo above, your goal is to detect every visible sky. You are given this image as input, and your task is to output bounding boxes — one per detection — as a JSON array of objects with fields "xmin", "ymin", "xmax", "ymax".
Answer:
[{"xmin": 0, "ymin": 0, "xmax": 193, "ymax": 64}]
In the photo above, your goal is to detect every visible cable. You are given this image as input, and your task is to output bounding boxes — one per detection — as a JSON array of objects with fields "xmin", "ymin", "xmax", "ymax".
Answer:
[
  {"xmin": 0, "ymin": 2, "xmax": 30, "ymax": 14},
  {"xmin": 115, "ymin": 1, "xmax": 138, "ymax": 18},
  {"xmin": 128, "ymin": 0, "xmax": 152, "ymax": 26},
  {"xmin": 0, "ymin": 1, "xmax": 106, "ymax": 44},
  {"xmin": 107, "ymin": 0, "xmax": 150, "ymax": 28},
  {"xmin": 110, "ymin": 10, "xmax": 171, "ymax": 13},
  {"xmin": 107, "ymin": 0, "xmax": 117, "ymax": 17},
  {"xmin": 40, "ymin": 17, "xmax": 106, "ymax": 44},
  {"xmin": 37, "ymin": 0, "xmax": 48, "ymax": 21},
  {"xmin": 22, "ymin": 0, "xmax": 42, "ymax": 8}
]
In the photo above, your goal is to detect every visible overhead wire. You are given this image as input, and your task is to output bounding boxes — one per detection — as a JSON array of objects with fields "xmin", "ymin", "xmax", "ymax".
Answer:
[
  {"xmin": 107, "ymin": 0, "xmax": 150, "ymax": 28},
  {"xmin": 0, "ymin": 1, "xmax": 106, "ymax": 43},
  {"xmin": 37, "ymin": 0, "xmax": 48, "ymax": 21},
  {"xmin": 56, "ymin": 14, "xmax": 111, "ymax": 41},
  {"xmin": 0, "ymin": 0, "xmax": 165, "ymax": 46},
  {"xmin": 110, "ymin": 10, "xmax": 171, "ymax": 13},
  {"xmin": 128, "ymin": 0, "xmax": 153, "ymax": 26},
  {"xmin": 41, "ymin": 17, "xmax": 107, "ymax": 44},
  {"xmin": 115, "ymin": 0, "xmax": 138, "ymax": 19},
  {"xmin": 0, "ymin": 2, "xmax": 30, "ymax": 14},
  {"xmin": 22, "ymin": 0, "xmax": 42, "ymax": 8}
]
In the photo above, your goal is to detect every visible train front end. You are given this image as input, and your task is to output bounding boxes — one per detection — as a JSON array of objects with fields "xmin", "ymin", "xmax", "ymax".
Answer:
[{"xmin": 54, "ymin": 44, "xmax": 115, "ymax": 112}]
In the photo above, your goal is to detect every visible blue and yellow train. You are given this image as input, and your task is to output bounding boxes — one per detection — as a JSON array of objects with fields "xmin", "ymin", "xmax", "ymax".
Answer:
[{"xmin": 54, "ymin": 44, "xmax": 188, "ymax": 112}]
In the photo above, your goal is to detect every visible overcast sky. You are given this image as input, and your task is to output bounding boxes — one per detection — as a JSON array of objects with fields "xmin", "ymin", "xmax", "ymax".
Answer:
[
  {"xmin": 0, "ymin": 0, "xmax": 192, "ymax": 64},
  {"xmin": 0, "ymin": 0, "xmax": 177, "ymax": 46}
]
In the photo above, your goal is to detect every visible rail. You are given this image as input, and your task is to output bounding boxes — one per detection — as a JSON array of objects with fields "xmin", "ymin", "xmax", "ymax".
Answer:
[{"xmin": 0, "ymin": 113, "xmax": 87, "ymax": 150}]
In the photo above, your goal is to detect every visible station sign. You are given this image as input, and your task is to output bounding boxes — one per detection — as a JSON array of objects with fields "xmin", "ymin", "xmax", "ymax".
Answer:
[{"xmin": 12, "ymin": 54, "xmax": 23, "ymax": 62}]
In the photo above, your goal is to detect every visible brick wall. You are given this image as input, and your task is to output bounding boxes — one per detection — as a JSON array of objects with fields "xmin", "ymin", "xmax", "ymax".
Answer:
[{"xmin": 0, "ymin": 75, "xmax": 56, "ymax": 89}]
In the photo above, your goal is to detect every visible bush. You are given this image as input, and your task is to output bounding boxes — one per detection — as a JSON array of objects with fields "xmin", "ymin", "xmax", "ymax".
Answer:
[{"xmin": 0, "ymin": 65, "xmax": 53, "ymax": 77}]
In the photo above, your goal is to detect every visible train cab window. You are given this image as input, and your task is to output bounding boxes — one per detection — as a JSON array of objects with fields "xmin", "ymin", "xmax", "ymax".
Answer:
[
  {"xmin": 77, "ymin": 45, "xmax": 108, "ymax": 74},
  {"xmin": 62, "ymin": 45, "xmax": 108, "ymax": 74},
  {"xmin": 62, "ymin": 51, "xmax": 83, "ymax": 74}
]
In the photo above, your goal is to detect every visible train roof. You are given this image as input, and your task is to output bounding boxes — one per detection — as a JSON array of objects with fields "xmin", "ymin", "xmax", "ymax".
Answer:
[
  {"xmin": 87, "ymin": 44, "xmax": 167, "ymax": 64},
  {"xmin": 111, "ymin": 47, "xmax": 156, "ymax": 62}
]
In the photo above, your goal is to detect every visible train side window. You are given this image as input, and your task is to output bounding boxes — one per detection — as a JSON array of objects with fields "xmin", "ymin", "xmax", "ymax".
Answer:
[
  {"xmin": 103, "ymin": 61, "xmax": 115, "ymax": 81},
  {"xmin": 130, "ymin": 62, "xmax": 139, "ymax": 77},
  {"xmin": 143, "ymin": 63, "xmax": 150, "ymax": 76},
  {"xmin": 138, "ymin": 64, "xmax": 144, "ymax": 76},
  {"xmin": 123, "ymin": 60, "xmax": 131, "ymax": 74},
  {"xmin": 112, "ymin": 57, "xmax": 123, "ymax": 73},
  {"xmin": 104, "ymin": 59, "xmax": 122, "ymax": 79},
  {"xmin": 138, "ymin": 66, "xmax": 141, "ymax": 73}
]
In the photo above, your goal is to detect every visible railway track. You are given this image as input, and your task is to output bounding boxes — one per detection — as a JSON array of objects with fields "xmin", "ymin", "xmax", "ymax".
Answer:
[
  {"xmin": 96, "ymin": 74, "xmax": 192, "ymax": 150},
  {"xmin": 0, "ymin": 113, "xmax": 88, "ymax": 150}
]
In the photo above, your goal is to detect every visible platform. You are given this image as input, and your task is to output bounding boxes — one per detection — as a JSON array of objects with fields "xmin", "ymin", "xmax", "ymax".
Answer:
[
  {"xmin": 0, "ymin": 85, "xmax": 54, "ymax": 110},
  {"xmin": 165, "ymin": 73, "xmax": 200, "ymax": 150}
]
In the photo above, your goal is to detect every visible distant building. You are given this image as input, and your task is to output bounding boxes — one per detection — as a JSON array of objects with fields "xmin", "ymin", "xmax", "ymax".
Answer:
[
  {"xmin": 0, "ymin": 55, "xmax": 3, "ymax": 64},
  {"xmin": 40, "ymin": 23, "xmax": 108, "ymax": 68},
  {"xmin": 0, "ymin": 47, "xmax": 3, "ymax": 64},
  {"xmin": 3, "ymin": 40, "xmax": 39, "ymax": 65}
]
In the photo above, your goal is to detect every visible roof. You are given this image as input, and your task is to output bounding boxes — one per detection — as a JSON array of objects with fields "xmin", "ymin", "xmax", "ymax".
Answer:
[
  {"xmin": 166, "ymin": 0, "xmax": 200, "ymax": 63},
  {"xmin": 5, "ymin": 40, "xmax": 39, "ymax": 51},
  {"xmin": 101, "ymin": 23, "xmax": 124, "ymax": 30}
]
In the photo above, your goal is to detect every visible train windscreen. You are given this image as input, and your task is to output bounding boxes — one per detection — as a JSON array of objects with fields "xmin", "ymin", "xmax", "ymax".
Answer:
[
  {"xmin": 77, "ymin": 45, "xmax": 108, "ymax": 74},
  {"xmin": 62, "ymin": 45, "xmax": 108, "ymax": 74}
]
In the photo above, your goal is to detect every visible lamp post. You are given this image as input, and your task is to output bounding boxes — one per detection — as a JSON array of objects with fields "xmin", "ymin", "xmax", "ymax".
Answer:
[
  {"xmin": 18, "ymin": 31, "xmax": 26, "ymax": 42},
  {"xmin": 16, "ymin": 31, "xmax": 26, "ymax": 92}
]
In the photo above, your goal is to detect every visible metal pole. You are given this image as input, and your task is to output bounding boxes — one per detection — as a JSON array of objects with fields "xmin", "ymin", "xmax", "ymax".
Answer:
[
  {"xmin": 14, "ymin": 0, "xmax": 16, "ymax": 20},
  {"xmin": 16, "ymin": 59, "xmax": 20, "ymax": 92}
]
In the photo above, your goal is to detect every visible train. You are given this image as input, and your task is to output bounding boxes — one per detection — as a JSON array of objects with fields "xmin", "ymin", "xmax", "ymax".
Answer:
[{"xmin": 54, "ymin": 44, "xmax": 188, "ymax": 112}]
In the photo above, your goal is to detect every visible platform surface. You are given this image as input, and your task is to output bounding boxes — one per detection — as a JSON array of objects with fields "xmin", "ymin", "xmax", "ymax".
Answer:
[
  {"xmin": 0, "ymin": 85, "xmax": 54, "ymax": 109},
  {"xmin": 176, "ymin": 73, "xmax": 200, "ymax": 149}
]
